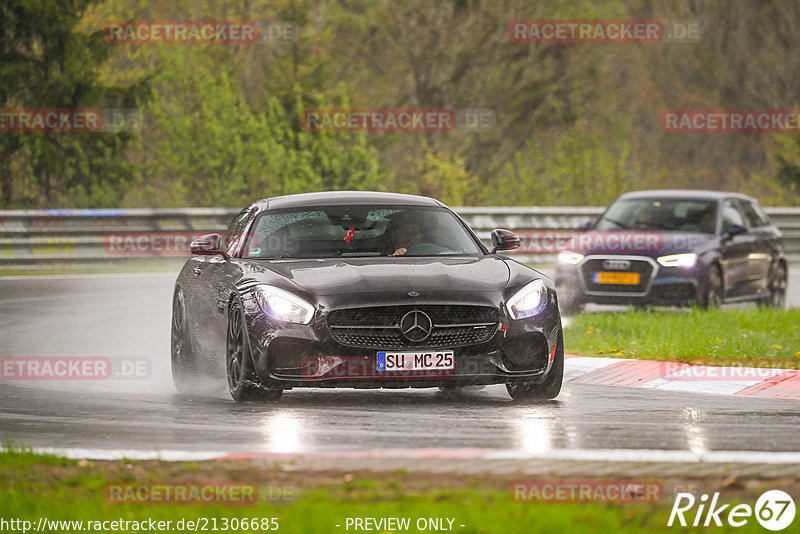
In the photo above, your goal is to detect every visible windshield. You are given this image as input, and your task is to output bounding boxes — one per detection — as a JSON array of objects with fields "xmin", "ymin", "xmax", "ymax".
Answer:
[
  {"xmin": 595, "ymin": 198, "xmax": 718, "ymax": 233},
  {"xmin": 243, "ymin": 206, "xmax": 483, "ymax": 259}
]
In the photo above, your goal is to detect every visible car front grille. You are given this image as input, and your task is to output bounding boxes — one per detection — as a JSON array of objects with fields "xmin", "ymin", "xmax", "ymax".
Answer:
[
  {"xmin": 581, "ymin": 257, "xmax": 655, "ymax": 293},
  {"xmin": 327, "ymin": 305, "xmax": 499, "ymax": 349}
]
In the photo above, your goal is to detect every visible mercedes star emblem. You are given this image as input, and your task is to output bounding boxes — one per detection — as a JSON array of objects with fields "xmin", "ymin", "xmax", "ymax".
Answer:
[{"xmin": 399, "ymin": 310, "xmax": 433, "ymax": 342}]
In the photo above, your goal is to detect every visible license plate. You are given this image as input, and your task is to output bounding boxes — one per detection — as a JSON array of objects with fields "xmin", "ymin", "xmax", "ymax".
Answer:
[
  {"xmin": 593, "ymin": 271, "xmax": 640, "ymax": 285},
  {"xmin": 377, "ymin": 351, "xmax": 454, "ymax": 371}
]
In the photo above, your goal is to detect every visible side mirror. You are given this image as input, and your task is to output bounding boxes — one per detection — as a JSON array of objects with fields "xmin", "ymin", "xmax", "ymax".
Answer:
[
  {"xmin": 190, "ymin": 233, "xmax": 228, "ymax": 258},
  {"xmin": 725, "ymin": 224, "xmax": 747, "ymax": 239},
  {"xmin": 579, "ymin": 220, "xmax": 593, "ymax": 231},
  {"xmin": 490, "ymin": 229, "xmax": 520, "ymax": 253}
]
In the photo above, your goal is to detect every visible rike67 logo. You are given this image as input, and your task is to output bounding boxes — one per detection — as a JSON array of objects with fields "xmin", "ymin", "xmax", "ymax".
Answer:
[{"xmin": 668, "ymin": 490, "xmax": 795, "ymax": 530}]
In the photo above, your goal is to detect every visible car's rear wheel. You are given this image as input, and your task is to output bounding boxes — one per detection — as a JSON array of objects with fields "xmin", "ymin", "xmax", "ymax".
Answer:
[
  {"xmin": 702, "ymin": 265, "xmax": 723, "ymax": 308},
  {"xmin": 760, "ymin": 262, "xmax": 787, "ymax": 309},
  {"xmin": 226, "ymin": 299, "xmax": 282, "ymax": 403},
  {"xmin": 505, "ymin": 330, "xmax": 564, "ymax": 401},
  {"xmin": 171, "ymin": 287, "xmax": 201, "ymax": 394}
]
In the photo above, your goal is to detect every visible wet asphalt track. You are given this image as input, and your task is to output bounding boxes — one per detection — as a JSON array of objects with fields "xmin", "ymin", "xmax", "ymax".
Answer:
[{"xmin": 0, "ymin": 271, "xmax": 799, "ymax": 458}]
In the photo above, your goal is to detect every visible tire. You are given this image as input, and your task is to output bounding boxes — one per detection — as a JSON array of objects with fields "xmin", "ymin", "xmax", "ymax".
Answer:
[
  {"xmin": 226, "ymin": 298, "xmax": 282, "ymax": 403},
  {"xmin": 701, "ymin": 265, "xmax": 723, "ymax": 309},
  {"xmin": 505, "ymin": 330, "xmax": 564, "ymax": 401},
  {"xmin": 760, "ymin": 262, "xmax": 787, "ymax": 309},
  {"xmin": 171, "ymin": 287, "xmax": 201, "ymax": 394}
]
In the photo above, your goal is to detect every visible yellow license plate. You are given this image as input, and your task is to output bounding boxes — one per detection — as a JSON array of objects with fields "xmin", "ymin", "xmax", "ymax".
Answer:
[{"xmin": 593, "ymin": 271, "xmax": 640, "ymax": 285}]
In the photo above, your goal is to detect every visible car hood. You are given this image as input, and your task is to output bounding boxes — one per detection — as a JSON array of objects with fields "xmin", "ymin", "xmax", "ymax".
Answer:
[
  {"xmin": 242, "ymin": 256, "xmax": 513, "ymax": 308},
  {"xmin": 574, "ymin": 231, "xmax": 718, "ymax": 257}
]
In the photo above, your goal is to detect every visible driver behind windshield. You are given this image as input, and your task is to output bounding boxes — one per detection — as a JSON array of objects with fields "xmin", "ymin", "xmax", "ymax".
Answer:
[
  {"xmin": 633, "ymin": 210, "xmax": 655, "ymax": 230},
  {"xmin": 388, "ymin": 220, "xmax": 423, "ymax": 256},
  {"xmin": 698, "ymin": 207, "xmax": 717, "ymax": 234}
]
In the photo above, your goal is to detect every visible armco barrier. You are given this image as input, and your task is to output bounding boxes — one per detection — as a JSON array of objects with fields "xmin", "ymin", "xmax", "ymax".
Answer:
[{"xmin": 0, "ymin": 206, "xmax": 797, "ymax": 269}]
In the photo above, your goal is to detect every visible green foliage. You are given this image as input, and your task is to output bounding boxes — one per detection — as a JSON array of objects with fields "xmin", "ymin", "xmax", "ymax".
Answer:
[
  {"xmin": 0, "ymin": 0, "xmax": 148, "ymax": 208},
  {"xmin": 2, "ymin": 0, "xmax": 800, "ymax": 207},
  {"xmin": 127, "ymin": 47, "xmax": 384, "ymax": 207},
  {"xmin": 494, "ymin": 108, "xmax": 632, "ymax": 206},
  {"xmin": 414, "ymin": 144, "xmax": 478, "ymax": 207},
  {"xmin": 774, "ymin": 133, "xmax": 800, "ymax": 196}
]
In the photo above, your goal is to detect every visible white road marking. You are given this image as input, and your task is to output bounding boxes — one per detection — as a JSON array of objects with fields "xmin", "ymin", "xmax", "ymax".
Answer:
[
  {"xmin": 485, "ymin": 448, "xmax": 800, "ymax": 464},
  {"xmin": 32, "ymin": 447, "xmax": 228, "ymax": 461},
  {"xmin": 31, "ymin": 446, "xmax": 800, "ymax": 465}
]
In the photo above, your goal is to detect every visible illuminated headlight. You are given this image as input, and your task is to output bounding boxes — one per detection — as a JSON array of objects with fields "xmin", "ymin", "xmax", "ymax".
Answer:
[
  {"xmin": 657, "ymin": 253, "xmax": 697, "ymax": 268},
  {"xmin": 507, "ymin": 279, "xmax": 548, "ymax": 320},
  {"xmin": 254, "ymin": 285, "xmax": 315, "ymax": 324},
  {"xmin": 558, "ymin": 251, "xmax": 584, "ymax": 265}
]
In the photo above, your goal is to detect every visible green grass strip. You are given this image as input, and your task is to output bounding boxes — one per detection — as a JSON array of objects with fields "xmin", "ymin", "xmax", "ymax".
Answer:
[
  {"xmin": 0, "ymin": 449, "xmax": 771, "ymax": 534},
  {"xmin": 564, "ymin": 308, "xmax": 800, "ymax": 367}
]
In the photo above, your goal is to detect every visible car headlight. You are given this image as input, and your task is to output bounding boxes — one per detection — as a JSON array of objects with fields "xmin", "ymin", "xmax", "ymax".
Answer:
[
  {"xmin": 558, "ymin": 251, "xmax": 584, "ymax": 265},
  {"xmin": 657, "ymin": 253, "xmax": 697, "ymax": 268},
  {"xmin": 507, "ymin": 279, "xmax": 548, "ymax": 320},
  {"xmin": 254, "ymin": 285, "xmax": 315, "ymax": 324}
]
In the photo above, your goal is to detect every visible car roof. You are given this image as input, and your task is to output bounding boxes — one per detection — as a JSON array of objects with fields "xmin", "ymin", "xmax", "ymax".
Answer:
[
  {"xmin": 256, "ymin": 191, "xmax": 444, "ymax": 210},
  {"xmin": 617, "ymin": 190, "xmax": 757, "ymax": 203}
]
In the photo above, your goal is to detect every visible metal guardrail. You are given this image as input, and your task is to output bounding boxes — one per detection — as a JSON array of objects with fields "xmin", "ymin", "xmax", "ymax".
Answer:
[{"xmin": 0, "ymin": 207, "xmax": 798, "ymax": 269}]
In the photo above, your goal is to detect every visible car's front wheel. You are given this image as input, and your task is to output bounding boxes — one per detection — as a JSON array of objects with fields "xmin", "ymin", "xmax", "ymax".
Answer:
[
  {"xmin": 760, "ymin": 262, "xmax": 787, "ymax": 309},
  {"xmin": 701, "ymin": 265, "xmax": 723, "ymax": 308},
  {"xmin": 226, "ymin": 299, "xmax": 282, "ymax": 403},
  {"xmin": 505, "ymin": 331, "xmax": 564, "ymax": 401}
]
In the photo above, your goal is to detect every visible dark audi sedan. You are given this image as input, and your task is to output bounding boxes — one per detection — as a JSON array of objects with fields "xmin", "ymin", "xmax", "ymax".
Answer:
[
  {"xmin": 172, "ymin": 191, "xmax": 563, "ymax": 402},
  {"xmin": 555, "ymin": 190, "xmax": 787, "ymax": 314}
]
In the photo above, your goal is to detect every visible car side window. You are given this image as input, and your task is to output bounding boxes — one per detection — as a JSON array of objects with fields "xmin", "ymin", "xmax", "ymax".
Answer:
[
  {"xmin": 721, "ymin": 200, "xmax": 745, "ymax": 230},
  {"xmin": 736, "ymin": 199, "xmax": 769, "ymax": 228},
  {"xmin": 752, "ymin": 203, "xmax": 771, "ymax": 227},
  {"xmin": 225, "ymin": 209, "xmax": 256, "ymax": 257}
]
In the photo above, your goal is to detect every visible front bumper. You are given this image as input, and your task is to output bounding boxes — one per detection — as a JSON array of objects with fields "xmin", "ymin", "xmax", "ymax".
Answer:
[
  {"xmin": 555, "ymin": 255, "xmax": 702, "ymax": 306},
  {"xmin": 241, "ymin": 296, "xmax": 562, "ymax": 389}
]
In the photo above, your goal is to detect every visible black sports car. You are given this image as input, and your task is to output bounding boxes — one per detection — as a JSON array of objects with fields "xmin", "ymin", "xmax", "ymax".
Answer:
[
  {"xmin": 555, "ymin": 190, "xmax": 787, "ymax": 314},
  {"xmin": 171, "ymin": 191, "xmax": 563, "ymax": 402}
]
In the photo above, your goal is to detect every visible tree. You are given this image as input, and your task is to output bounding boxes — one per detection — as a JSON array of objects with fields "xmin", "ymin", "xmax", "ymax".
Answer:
[
  {"xmin": 0, "ymin": 0, "xmax": 147, "ymax": 207},
  {"xmin": 131, "ymin": 46, "xmax": 385, "ymax": 207}
]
